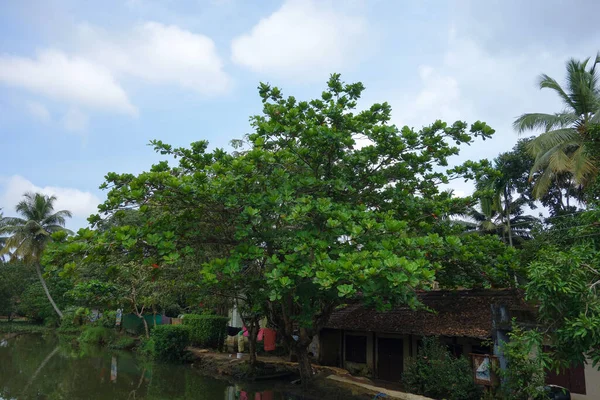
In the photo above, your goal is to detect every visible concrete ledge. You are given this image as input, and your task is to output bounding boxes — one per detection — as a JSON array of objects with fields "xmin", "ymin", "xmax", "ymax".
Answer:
[{"xmin": 326, "ymin": 375, "xmax": 435, "ymax": 400}]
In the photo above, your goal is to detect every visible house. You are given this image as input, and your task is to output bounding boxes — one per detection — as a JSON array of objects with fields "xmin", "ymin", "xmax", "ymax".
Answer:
[{"xmin": 313, "ymin": 289, "xmax": 600, "ymax": 399}]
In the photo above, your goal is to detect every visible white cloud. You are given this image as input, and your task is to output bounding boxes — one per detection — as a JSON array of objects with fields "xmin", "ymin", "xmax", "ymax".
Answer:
[
  {"xmin": 62, "ymin": 108, "xmax": 89, "ymax": 133},
  {"xmin": 25, "ymin": 101, "xmax": 51, "ymax": 123},
  {"xmin": 78, "ymin": 22, "xmax": 231, "ymax": 95},
  {"xmin": 0, "ymin": 49, "xmax": 136, "ymax": 115},
  {"xmin": 0, "ymin": 175, "xmax": 100, "ymax": 220},
  {"xmin": 231, "ymin": 0, "xmax": 366, "ymax": 78}
]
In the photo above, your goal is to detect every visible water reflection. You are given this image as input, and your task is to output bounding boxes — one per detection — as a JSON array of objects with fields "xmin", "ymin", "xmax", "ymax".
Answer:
[{"xmin": 0, "ymin": 334, "xmax": 284, "ymax": 400}]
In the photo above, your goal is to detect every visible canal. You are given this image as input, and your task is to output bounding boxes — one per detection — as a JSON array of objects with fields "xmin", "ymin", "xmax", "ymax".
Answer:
[{"xmin": 0, "ymin": 334, "xmax": 357, "ymax": 400}]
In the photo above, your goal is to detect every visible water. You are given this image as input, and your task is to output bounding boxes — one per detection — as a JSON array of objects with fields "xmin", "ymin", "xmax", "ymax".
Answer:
[{"xmin": 0, "ymin": 334, "xmax": 302, "ymax": 400}]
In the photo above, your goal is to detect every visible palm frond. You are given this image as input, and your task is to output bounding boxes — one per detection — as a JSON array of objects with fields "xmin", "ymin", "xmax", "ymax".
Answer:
[
  {"xmin": 513, "ymin": 113, "xmax": 576, "ymax": 134},
  {"xmin": 532, "ymin": 167, "xmax": 555, "ymax": 199},
  {"xmin": 570, "ymin": 144, "xmax": 597, "ymax": 185},
  {"xmin": 526, "ymin": 128, "xmax": 580, "ymax": 157},
  {"xmin": 538, "ymin": 73, "xmax": 576, "ymax": 110}
]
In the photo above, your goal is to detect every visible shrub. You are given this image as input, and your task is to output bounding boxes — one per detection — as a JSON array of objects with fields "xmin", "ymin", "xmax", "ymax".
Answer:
[
  {"xmin": 402, "ymin": 337, "xmax": 481, "ymax": 400},
  {"xmin": 78, "ymin": 326, "xmax": 115, "ymax": 345},
  {"xmin": 164, "ymin": 304, "xmax": 182, "ymax": 318},
  {"xmin": 138, "ymin": 337, "xmax": 156, "ymax": 358},
  {"xmin": 151, "ymin": 325, "xmax": 191, "ymax": 362},
  {"xmin": 96, "ymin": 310, "xmax": 117, "ymax": 328},
  {"xmin": 498, "ymin": 323, "xmax": 548, "ymax": 400},
  {"xmin": 109, "ymin": 335, "xmax": 137, "ymax": 350},
  {"xmin": 182, "ymin": 314, "xmax": 228, "ymax": 349}
]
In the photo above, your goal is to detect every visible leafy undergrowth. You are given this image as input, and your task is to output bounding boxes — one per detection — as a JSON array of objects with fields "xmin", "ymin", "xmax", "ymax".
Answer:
[
  {"xmin": 77, "ymin": 326, "xmax": 116, "ymax": 345},
  {"xmin": 0, "ymin": 320, "xmax": 51, "ymax": 334},
  {"xmin": 109, "ymin": 335, "xmax": 137, "ymax": 350}
]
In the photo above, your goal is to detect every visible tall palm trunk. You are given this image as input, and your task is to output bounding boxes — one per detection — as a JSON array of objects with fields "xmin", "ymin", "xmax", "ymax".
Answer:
[{"xmin": 36, "ymin": 262, "xmax": 63, "ymax": 319}]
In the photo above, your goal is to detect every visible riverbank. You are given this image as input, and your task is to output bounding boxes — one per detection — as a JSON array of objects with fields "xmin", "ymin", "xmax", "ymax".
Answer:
[
  {"xmin": 188, "ymin": 348, "xmax": 429, "ymax": 400},
  {"xmin": 0, "ymin": 320, "xmax": 52, "ymax": 334}
]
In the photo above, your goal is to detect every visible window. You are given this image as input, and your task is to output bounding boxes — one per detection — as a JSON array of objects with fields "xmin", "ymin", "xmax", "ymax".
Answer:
[{"xmin": 345, "ymin": 335, "xmax": 367, "ymax": 363}]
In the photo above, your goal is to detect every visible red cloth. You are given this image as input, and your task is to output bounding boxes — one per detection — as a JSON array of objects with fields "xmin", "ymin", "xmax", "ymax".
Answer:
[
  {"xmin": 255, "ymin": 391, "xmax": 273, "ymax": 400},
  {"xmin": 242, "ymin": 326, "xmax": 249, "ymax": 337},
  {"xmin": 240, "ymin": 391, "xmax": 249, "ymax": 400},
  {"xmin": 257, "ymin": 328, "xmax": 264, "ymax": 341},
  {"xmin": 263, "ymin": 328, "xmax": 276, "ymax": 351}
]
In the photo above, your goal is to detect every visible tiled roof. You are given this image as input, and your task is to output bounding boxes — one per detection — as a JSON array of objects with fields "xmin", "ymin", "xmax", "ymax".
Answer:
[{"xmin": 325, "ymin": 289, "xmax": 535, "ymax": 339}]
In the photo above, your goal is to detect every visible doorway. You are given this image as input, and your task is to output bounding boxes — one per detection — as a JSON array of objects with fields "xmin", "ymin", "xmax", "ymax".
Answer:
[{"xmin": 377, "ymin": 337, "xmax": 403, "ymax": 381}]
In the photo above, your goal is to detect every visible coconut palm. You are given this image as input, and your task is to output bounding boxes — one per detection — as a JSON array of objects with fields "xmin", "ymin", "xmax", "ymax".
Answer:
[
  {"xmin": 0, "ymin": 192, "xmax": 72, "ymax": 319},
  {"xmin": 514, "ymin": 54, "xmax": 600, "ymax": 199},
  {"xmin": 462, "ymin": 197, "xmax": 538, "ymax": 246}
]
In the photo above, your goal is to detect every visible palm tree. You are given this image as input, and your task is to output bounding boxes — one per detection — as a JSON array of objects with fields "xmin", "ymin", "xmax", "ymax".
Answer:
[
  {"xmin": 514, "ymin": 54, "xmax": 600, "ymax": 199},
  {"xmin": 0, "ymin": 192, "xmax": 72, "ymax": 319},
  {"xmin": 462, "ymin": 197, "xmax": 538, "ymax": 246}
]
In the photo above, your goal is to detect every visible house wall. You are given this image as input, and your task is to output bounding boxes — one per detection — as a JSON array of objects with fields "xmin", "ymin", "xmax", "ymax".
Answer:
[
  {"xmin": 320, "ymin": 329, "xmax": 491, "ymax": 382},
  {"xmin": 569, "ymin": 361, "xmax": 600, "ymax": 400}
]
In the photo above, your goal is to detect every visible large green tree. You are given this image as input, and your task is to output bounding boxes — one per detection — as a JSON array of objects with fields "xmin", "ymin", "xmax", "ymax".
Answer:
[
  {"xmin": 86, "ymin": 75, "xmax": 513, "ymax": 382},
  {"xmin": 0, "ymin": 192, "xmax": 72, "ymax": 319},
  {"xmin": 514, "ymin": 54, "xmax": 600, "ymax": 200}
]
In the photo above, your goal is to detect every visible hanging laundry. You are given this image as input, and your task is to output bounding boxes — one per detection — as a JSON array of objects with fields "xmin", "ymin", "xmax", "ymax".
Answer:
[
  {"xmin": 263, "ymin": 328, "xmax": 276, "ymax": 352},
  {"xmin": 257, "ymin": 328, "xmax": 265, "ymax": 342}
]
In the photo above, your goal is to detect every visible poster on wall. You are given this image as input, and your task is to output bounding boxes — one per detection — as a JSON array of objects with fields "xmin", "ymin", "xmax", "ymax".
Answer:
[{"xmin": 471, "ymin": 353, "xmax": 498, "ymax": 386}]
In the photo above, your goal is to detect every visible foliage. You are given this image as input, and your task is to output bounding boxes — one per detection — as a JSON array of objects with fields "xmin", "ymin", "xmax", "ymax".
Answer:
[
  {"xmin": 402, "ymin": 337, "xmax": 481, "ymax": 400},
  {"xmin": 182, "ymin": 314, "xmax": 228, "ymax": 349},
  {"xmin": 85, "ymin": 74, "xmax": 511, "ymax": 381},
  {"xmin": 526, "ymin": 236, "xmax": 600, "ymax": 366},
  {"xmin": 514, "ymin": 54, "xmax": 600, "ymax": 200},
  {"xmin": 0, "ymin": 320, "xmax": 51, "ymax": 334},
  {"xmin": 150, "ymin": 324, "xmax": 191, "ymax": 362},
  {"xmin": 96, "ymin": 310, "xmax": 117, "ymax": 328},
  {"xmin": 138, "ymin": 336, "xmax": 156, "ymax": 358},
  {"xmin": 109, "ymin": 335, "xmax": 137, "ymax": 350},
  {"xmin": 498, "ymin": 323, "xmax": 548, "ymax": 400},
  {"xmin": 0, "ymin": 192, "xmax": 72, "ymax": 319},
  {"xmin": 77, "ymin": 326, "xmax": 116, "ymax": 345},
  {"xmin": 0, "ymin": 192, "xmax": 72, "ymax": 262},
  {"xmin": 0, "ymin": 261, "xmax": 35, "ymax": 319},
  {"xmin": 18, "ymin": 282, "xmax": 59, "ymax": 324}
]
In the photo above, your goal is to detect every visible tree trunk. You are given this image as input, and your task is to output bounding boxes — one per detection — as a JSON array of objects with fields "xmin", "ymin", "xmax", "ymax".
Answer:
[
  {"xmin": 36, "ymin": 263, "xmax": 63, "ymax": 319},
  {"xmin": 296, "ymin": 345, "xmax": 313, "ymax": 385},
  {"xmin": 248, "ymin": 324, "xmax": 258, "ymax": 366},
  {"xmin": 142, "ymin": 316, "xmax": 150, "ymax": 339}
]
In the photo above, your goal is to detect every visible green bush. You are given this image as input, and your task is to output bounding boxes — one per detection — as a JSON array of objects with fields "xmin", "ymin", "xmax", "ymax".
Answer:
[
  {"xmin": 164, "ymin": 304, "xmax": 182, "ymax": 318},
  {"xmin": 78, "ymin": 326, "xmax": 116, "ymax": 345},
  {"xmin": 182, "ymin": 314, "xmax": 228, "ymax": 349},
  {"xmin": 151, "ymin": 325, "xmax": 191, "ymax": 362},
  {"xmin": 138, "ymin": 337, "xmax": 156, "ymax": 358},
  {"xmin": 96, "ymin": 310, "xmax": 117, "ymax": 328},
  {"xmin": 109, "ymin": 335, "xmax": 137, "ymax": 350},
  {"xmin": 498, "ymin": 323, "xmax": 548, "ymax": 400},
  {"xmin": 402, "ymin": 337, "xmax": 481, "ymax": 400}
]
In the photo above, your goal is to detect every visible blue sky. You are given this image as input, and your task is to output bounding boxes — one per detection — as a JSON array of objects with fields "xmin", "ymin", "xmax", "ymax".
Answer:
[{"xmin": 1, "ymin": 0, "xmax": 599, "ymax": 230}]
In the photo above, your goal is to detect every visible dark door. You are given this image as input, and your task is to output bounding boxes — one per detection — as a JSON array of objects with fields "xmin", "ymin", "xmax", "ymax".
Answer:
[
  {"xmin": 377, "ymin": 337, "xmax": 403, "ymax": 381},
  {"xmin": 319, "ymin": 329, "xmax": 342, "ymax": 367}
]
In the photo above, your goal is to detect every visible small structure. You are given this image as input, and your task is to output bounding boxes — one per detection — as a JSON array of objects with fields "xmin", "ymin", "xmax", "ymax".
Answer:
[
  {"xmin": 318, "ymin": 289, "xmax": 531, "ymax": 380},
  {"xmin": 315, "ymin": 288, "xmax": 600, "ymax": 399}
]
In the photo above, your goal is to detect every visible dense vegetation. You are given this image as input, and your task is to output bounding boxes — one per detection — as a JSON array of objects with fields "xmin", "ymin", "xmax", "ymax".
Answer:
[{"xmin": 1, "ymin": 54, "xmax": 600, "ymax": 394}]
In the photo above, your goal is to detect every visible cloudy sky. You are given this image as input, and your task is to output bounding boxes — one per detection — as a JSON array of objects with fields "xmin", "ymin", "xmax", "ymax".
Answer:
[{"xmin": 1, "ymin": 0, "xmax": 599, "ymax": 230}]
